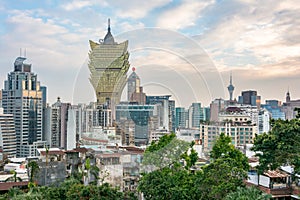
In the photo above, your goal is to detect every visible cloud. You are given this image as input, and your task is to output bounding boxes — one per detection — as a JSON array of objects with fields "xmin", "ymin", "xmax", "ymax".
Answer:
[
  {"xmin": 0, "ymin": 9, "xmax": 92, "ymax": 104},
  {"xmin": 112, "ymin": 27, "xmax": 225, "ymax": 106},
  {"xmin": 107, "ymin": 0, "xmax": 172, "ymax": 19},
  {"xmin": 192, "ymin": 0, "xmax": 300, "ymax": 101},
  {"xmin": 157, "ymin": 0, "xmax": 215, "ymax": 30},
  {"xmin": 2, "ymin": 9, "xmax": 88, "ymax": 68},
  {"xmin": 195, "ymin": 0, "xmax": 300, "ymax": 73},
  {"xmin": 1, "ymin": 0, "xmax": 300, "ymax": 105},
  {"xmin": 117, "ymin": 21, "xmax": 145, "ymax": 33},
  {"xmin": 61, "ymin": 0, "xmax": 93, "ymax": 11}
]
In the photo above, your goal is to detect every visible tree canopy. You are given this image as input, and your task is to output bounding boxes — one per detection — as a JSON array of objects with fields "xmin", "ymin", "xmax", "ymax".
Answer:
[
  {"xmin": 0, "ymin": 177, "xmax": 125, "ymax": 200},
  {"xmin": 138, "ymin": 164, "xmax": 201, "ymax": 200},
  {"xmin": 224, "ymin": 186, "xmax": 272, "ymax": 200},
  {"xmin": 210, "ymin": 133, "xmax": 249, "ymax": 171},
  {"xmin": 199, "ymin": 157, "xmax": 248, "ymax": 199},
  {"xmin": 198, "ymin": 133, "xmax": 249, "ymax": 199},
  {"xmin": 142, "ymin": 133, "xmax": 192, "ymax": 171},
  {"xmin": 252, "ymin": 119, "xmax": 300, "ymax": 174},
  {"xmin": 139, "ymin": 132, "xmax": 250, "ymax": 200}
]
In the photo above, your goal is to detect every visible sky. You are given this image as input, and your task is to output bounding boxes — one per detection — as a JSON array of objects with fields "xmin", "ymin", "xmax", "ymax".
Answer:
[{"xmin": 0, "ymin": 0, "xmax": 299, "ymax": 107}]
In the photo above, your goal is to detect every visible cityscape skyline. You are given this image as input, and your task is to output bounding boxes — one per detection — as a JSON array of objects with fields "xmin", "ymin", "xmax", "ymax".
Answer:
[{"xmin": 0, "ymin": 0, "xmax": 299, "ymax": 107}]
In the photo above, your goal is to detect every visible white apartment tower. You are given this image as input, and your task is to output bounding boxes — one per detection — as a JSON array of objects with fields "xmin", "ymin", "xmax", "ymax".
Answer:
[{"xmin": 2, "ymin": 57, "xmax": 46, "ymax": 157}]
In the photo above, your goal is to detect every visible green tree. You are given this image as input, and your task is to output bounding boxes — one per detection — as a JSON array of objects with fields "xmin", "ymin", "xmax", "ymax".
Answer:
[
  {"xmin": 224, "ymin": 186, "xmax": 272, "ymax": 200},
  {"xmin": 139, "ymin": 133, "xmax": 200, "ymax": 199},
  {"xmin": 199, "ymin": 157, "xmax": 248, "ymax": 199},
  {"xmin": 180, "ymin": 141, "xmax": 199, "ymax": 169},
  {"xmin": 66, "ymin": 182, "xmax": 123, "ymax": 200},
  {"xmin": 142, "ymin": 133, "xmax": 191, "ymax": 170},
  {"xmin": 252, "ymin": 119, "xmax": 300, "ymax": 174},
  {"xmin": 3, "ymin": 177, "xmax": 124, "ymax": 200},
  {"xmin": 84, "ymin": 157, "xmax": 91, "ymax": 185},
  {"xmin": 146, "ymin": 132, "xmax": 176, "ymax": 152},
  {"xmin": 138, "ymin": 164, "xmax": 201, "ymax": 200},
  {"xmin": 27, "ymin": 160, "xmax": 40, "ymax": 183},
  {"xmin": 83, "ymin": 157, "xmax": 100, "ymax": 185},
  {"xmin": 197, "ymin": 133, "xmax": 249, "ymax": 199},
  {"xmin": 139, "ymin": 132, "xmax": 250, "ymax": 200},
  {"xmin": 210, "ymin": 133, "xmax": 249, "ymax": 171}
]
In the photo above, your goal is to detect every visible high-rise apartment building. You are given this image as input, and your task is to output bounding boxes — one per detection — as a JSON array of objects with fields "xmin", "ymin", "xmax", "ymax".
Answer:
[
  {"xmin": 44, "ymin": 97, "xmax": 71, "ymax": 149},
  {"xmin": 2, "ymin": 57, "xmax": 46, "ymax": 157},
  {"xmin": 0, "ymin": 108, "xmax": 17, "ymax": 157},
  {"xmin": 188, "ymin": 103, "xmax": 205, "ymax": 128},
  {"xmin": 175, "ymin": 107, "xmax": 188, "ymax": 129},
  {"xmin": 88, "ymin": 19, "xmax": 130, "ymax": 109}
]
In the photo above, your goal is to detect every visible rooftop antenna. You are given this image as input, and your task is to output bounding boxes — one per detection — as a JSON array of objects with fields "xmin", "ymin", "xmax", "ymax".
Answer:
[
  {"xmin": 20, "ymin": 48, "xmax": 22, "ymax": 57},
  {"xmin": 24, "ymin": 48, "xmax": 27, "ymax": 58}
]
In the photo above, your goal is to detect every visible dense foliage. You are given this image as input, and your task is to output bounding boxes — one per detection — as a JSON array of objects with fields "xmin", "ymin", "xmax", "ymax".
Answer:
[
  {"xmin": 138, "ymin": 163, "xmax": 202, "ymax": 200},
  {"xmin": 210, "ymin": 133, "xmax": 249, "ymax": 171},
  {"xmin": 224, "ymin": 186, "xmax": 272, "ymax": 200},
  {"xmin": 142, "ymin": 133, "xmax": 191, "ymax": 170},
  {"xmin": 0, "ymin": 178, "xmax": 127, "ymax": 200},
  {"xmin": 139, "ymin": 132, "xmax": 250, "ymax": 200},
  {"xmin": 198, "ymin": 133, "xmax": 249, "ymax": 199},
  {"xmin": 252, "ymin": 119, "xmax": 300, "ymax": 174}
]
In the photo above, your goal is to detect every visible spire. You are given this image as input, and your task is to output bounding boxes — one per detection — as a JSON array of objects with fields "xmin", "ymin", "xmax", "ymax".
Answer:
[
  {"xmin": 230, "ymin": 71, "xmax": 232, "ymax": 85},
  {"xmin": 103, "ymin": 18, "xmax": 115, "ymax": 45},
  {"xmin": 108, "ymin": 18, "xmax": 111, "ymax": 32},
  {"xmin": 286, "ymin": 87, "xmax": 291, "ymax": 102}
]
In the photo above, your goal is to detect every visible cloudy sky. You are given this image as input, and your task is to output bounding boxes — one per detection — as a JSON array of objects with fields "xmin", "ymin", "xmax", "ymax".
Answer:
[{"xmin": 0, "ymin": 0, "xmax": 299, "ymax": 107}]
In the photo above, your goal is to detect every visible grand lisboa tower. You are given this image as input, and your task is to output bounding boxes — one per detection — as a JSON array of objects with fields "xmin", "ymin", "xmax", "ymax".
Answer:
[{"xmin": 88, "ymin": 19, "xmax": 130, "ymax": 108}]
